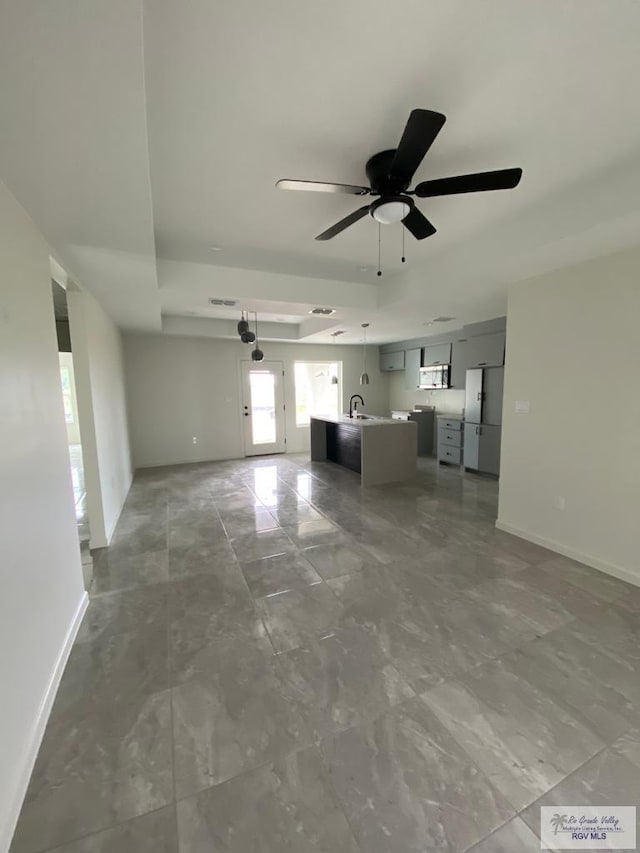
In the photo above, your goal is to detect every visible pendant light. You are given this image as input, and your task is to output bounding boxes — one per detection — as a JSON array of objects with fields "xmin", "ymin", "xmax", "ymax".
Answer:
[
  {"xmin": 360, "ymin": 323, "xmax": 370, "ymax": 385},
  {"xmin": 251, "ymin": 311, "xmax": 264, "ymax": 362},
  {"xmin": 330, "ymin": 332, "xmax": 339, "ymax": 384}
]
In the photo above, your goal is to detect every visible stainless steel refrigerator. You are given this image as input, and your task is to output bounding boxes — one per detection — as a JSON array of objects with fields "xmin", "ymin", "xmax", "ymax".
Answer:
[{"xmin": 464, "ymin": 368, "xmax": 503, "ymax": 476}]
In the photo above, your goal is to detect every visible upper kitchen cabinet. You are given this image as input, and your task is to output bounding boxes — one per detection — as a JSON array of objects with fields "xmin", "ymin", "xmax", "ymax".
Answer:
[
  {"xmin": 404, "ymin": 347, "xmax": 422, "ymax": 390},
  {"xmin": 465, "ymin": 332, "xmax": 505, "ymax": 368},
  {"xmin": 450, "ymin": 340, "xmax": 466, "ymax": 388},
  {"xmin": 422, "ymin": 342, "xmax": 451, "ymax": 366},
  {"xmin": 379, "ymin": 350, "xmax": 405, "ymax": 372}
]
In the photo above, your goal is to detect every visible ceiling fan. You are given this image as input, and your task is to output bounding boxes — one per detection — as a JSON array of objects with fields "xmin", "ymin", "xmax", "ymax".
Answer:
[{"xmin": 276, "ymin": 109, "xmax": 522, "ymax": 241}]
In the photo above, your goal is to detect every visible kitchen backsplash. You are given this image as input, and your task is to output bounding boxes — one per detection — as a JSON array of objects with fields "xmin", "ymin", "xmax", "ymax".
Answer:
[{"xmin": 388, "ymin": 372, "xmax": 465, "ymax": 416}]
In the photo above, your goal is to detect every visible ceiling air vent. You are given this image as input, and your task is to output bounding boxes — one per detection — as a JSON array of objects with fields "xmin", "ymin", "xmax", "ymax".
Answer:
[
  {"xmin": 309, "ymin": 307, "xmax": 336, "ymax": 316},
  {"xmin": 209, "ymin": 298, "xmax": 237, "ymax": 307}
]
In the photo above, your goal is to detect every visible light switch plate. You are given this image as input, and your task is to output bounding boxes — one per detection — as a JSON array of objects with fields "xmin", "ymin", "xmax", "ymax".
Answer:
[{"xmin": 515, "ymin": 400, "xmax": 530, "ymax": 414}]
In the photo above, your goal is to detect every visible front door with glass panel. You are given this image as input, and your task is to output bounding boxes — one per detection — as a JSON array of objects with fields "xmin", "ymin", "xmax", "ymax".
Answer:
[{"xmin": 241, "ymin": 361, "xmax": 286, "ymax": 455}]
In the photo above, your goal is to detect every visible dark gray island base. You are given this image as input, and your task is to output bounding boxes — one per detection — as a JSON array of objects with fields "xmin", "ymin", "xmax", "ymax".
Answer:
[{"xmin": 310, "ymin": 415, "xmax": 417, "ymax": 487}]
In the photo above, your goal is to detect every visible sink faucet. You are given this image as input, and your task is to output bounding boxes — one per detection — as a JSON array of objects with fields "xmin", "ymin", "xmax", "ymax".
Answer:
[{"xmin": 349, "ymin": 394, "xmax": 364, "ymax": 418}]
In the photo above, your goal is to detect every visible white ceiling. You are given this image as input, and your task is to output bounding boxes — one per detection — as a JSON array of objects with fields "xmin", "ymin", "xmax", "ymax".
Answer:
[{"xmin": 2, "ymin": 1, "xmax": 640, "ymax": 342}]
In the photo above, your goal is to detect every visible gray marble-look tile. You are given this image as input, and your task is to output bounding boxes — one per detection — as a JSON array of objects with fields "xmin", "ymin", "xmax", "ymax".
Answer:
[
  {"xmin": 35, "ymin": 807, "xmax": 178, "ymax": 853},
  {"xmin": 520, "ymin": 749, "xmax": 640, "ymax": 837},
  {"xmin": 11, "ymin": 692, "xmax": 173, "ymax": 853},
  {"xmin": 269, "ymin": 502, "xmax": 323, "ymax": 526},
  {"xmin": 255, "ymin": 582, "xmax": 342, "ymax": 652},
  {"xmin": 171, "ymin": 646, "xmax": 311, "ymax": 796},
  {"xmin": 167, "ymin": 517, "xmax": 228, "ymax": 550},
  {"xmin": 229, "ymin": 528, "xmax": 296, "ymax": 562},
  {"xmin": 283, "ymin": 518, "xmax": 346, "ymax": 548},
  {"xmin": 612, "ymin": 726, "xmax": 640, "ymax": 770},
  {"xmin": 221, "ymin": 508, "xmax": 280, "ymax": 538},
  {"xmin": 48, "ymin": 626, "xmax": 169, "ymax": 738},
  {"xmin": 302, "ymin": 542, "xmax": 373, "ymax": 579},
  {"xmin": 539, "ymin": 554, "xmax": 634, "ymax": 602},
  {"xmin": 167, "ymin": 537, "xmax": 237, "ymax": 579},
  {"xmin": 497, "ymin": 627, "xmax": 640, "ymax": 743},
  {"xmin": 462, "ymin": 573, "xmax": 581, "ymax": 639},
  {"xmin": 321, "ymin": 698, "xmax": 514, "ymax": 853},
  {"xmin": 213, "ymin": 488, "xmax": 265, "ymax": 513},
  {"xmin": 466, "ymin": 817, "xmax": 540, "ymax": 853},
  {"xmin": 276, "ymin": 626, "xmax": 415, "ymax": 741},
  {"xmin": 91, "ymin": 549, "xmax": 169, "ymax": 594},
  {"xmin": 176, "ymin": 747, "xmax": 359, "ymax": 853},
  {"xmin": 240, "ymin": 551, "xmax": 322, "ymax": 597},
  {"xmin": 76, "ymin": 585, "xmax": 168, "ymax": 644},
  {"xmin": 420, "ymin": 659, "xmax": 604, "ymax": 811},
  {"xmin": 566, "ymin": 601, "xmax": 640, "ymax": 666}
]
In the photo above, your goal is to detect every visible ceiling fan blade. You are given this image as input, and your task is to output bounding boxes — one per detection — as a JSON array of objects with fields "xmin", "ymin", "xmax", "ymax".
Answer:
[
  {"xmin": 415, "ymin": 168, "xmax": 523, "ymax": 198},
  {"xmin": 402, "ymin": 207, "xmax": 437, "ymax": 240},
  {"xmin": 276, "ymin": 179, "xmax": 370, "ymax": 195},
  {"xmin": 315, "ymin": 205, "xmax": 371, "ymax": 241},
  {"xmin": 390, "ymin": 109, "xmax": 446, "ymax": 182}
]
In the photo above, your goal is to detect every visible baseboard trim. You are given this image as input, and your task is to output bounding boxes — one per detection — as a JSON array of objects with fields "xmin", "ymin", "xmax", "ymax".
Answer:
[
  {"xmin": 495, "ymin": 520, "xmax": 640, "ymax": 589},
  {"xmin": 2, "ymin": 591, "xmax": 89, "ymax": 853}
]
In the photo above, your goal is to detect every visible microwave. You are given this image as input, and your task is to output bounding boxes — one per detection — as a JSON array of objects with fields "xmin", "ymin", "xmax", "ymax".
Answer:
[{"xmin": 419, "ymin": 364, "xmax": 450, "ymax": 389}]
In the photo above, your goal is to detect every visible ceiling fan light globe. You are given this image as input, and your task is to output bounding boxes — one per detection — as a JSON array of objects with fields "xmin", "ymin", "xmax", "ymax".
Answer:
[{"xmin": 372, "ymin": 200, "xmax": 411, "ymax": 225}]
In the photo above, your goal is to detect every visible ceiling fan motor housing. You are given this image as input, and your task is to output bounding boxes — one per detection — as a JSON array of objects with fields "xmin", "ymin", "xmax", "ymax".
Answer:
[{"xmin": 366, "ymin": 150, "xmax": 411, "ymax": 194}]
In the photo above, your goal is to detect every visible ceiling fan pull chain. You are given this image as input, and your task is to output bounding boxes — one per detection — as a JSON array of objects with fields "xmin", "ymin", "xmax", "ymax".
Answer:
[
  {"xmin": 377, "ymin": 223, "xmax": 382, "ymax": 277},
  {"xmin": 401, "ymin": 226, "xmax": 406, "ymax": 263}
]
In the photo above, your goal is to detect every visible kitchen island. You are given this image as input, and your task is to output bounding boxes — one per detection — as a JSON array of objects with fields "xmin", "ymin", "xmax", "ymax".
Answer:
[{"xmin": 310, "ymin": 415, "xmax": 417, "ymax": 487}]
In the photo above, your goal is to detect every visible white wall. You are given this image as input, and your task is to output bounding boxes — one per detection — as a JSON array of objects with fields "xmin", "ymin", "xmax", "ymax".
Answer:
[
  {"xmin": 67, "ymin": 290, "xmax": 133, "ymax": 546},
  {"xmin": 0, "ymin": 182, "xmax": 87, "ymax": 853},
  {"xmin": 124, "ymin": 334, "xmax": 389, "ymax": 467},
  {"xmin": 498, "ymin": 245, "xmax": 640, "ymax": 586}
]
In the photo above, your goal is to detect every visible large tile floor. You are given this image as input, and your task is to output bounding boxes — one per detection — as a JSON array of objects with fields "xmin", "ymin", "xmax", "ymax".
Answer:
[{"xmin": 11, "ymin": 454, "xmax": 640, "ymax": 852}]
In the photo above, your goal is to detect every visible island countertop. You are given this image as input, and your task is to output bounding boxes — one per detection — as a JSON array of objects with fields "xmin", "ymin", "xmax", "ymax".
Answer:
[
  {"xmin": 310, "ymin": 415, "xmax": 417, "ymax": 487},
  {"xmin": 310, "ymin": 413, "xmax": 414, "ymax": 427}
]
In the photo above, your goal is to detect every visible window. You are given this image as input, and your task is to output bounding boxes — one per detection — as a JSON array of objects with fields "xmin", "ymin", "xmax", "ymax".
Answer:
[{"xmin": 294, "ymin": 361, "xmax": 340, "ymax": 426}]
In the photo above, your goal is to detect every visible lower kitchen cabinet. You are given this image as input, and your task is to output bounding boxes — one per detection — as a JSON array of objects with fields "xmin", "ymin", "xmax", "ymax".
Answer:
[
  {"xmin": 463, "ymin": 423, "xmax": 501, "ymax": 476},
  {"xmin": 437, "ymin": 416, "xmax": 463, "ymax": 465}
]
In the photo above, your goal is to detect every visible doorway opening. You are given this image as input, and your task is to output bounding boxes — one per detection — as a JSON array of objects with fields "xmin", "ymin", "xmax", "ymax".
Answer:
[
  {"xmin": 51, "ymin": 280, "xmax": 93, "ymax": 588},
  {"xmin": 241, "ymin": 360, "xmax": 286, "ymax": 456}
]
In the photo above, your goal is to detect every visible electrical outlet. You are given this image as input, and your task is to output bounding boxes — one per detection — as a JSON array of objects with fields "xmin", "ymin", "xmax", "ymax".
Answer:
[
  {"xmin": 553, "ymin": 496, "xmax": 566, "ymax": 511},
  {"xmin": 192, "ymin": 436, "xmax": 197, "ymax": 445}
]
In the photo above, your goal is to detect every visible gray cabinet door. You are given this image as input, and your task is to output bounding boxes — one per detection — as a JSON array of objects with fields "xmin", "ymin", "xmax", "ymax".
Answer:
[
  {"xmin": 482, "ymin": 368, "xmax": 504, "ymax": 425},
  {"xmin": 478, "ymin": 424, "xmax": 502, "ymax": 476},
  {"xmin": 465, "ymin": 333, "xmax": 505, "ymax": 368},
  {"xmin": 450, "ymin": 340, "xmax": 466, "ymax": 388},
  {"xmin": 422, "ymin": 342, "xmax": 451, "ymax": 366},
  {"xmin": 464, "ymin": 369, "xmax": 483, "ymax": 423},
  {"xmin": 404, "ymin": 348, "xmax": 422, "ymax": 390},
  {"xmin": 379, "ymin": 350, "xmax": 406, "ymax": 371},
  {"xmin": 463, "ymin": 423, "xmax": 480, "ymax": 469}
]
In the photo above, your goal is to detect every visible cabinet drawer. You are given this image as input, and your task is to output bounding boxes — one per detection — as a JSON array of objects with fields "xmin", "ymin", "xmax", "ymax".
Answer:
[
  {"xmin": 437, "ymin": 418, "xmax": 462, "ymax": 431},
  {"xmin": 438, "ymin": 445, "xmax": 461, "ymax": 465},
  {"xmin": 439, "ymin": 428, "xmax": 462, "ymax": 447}
]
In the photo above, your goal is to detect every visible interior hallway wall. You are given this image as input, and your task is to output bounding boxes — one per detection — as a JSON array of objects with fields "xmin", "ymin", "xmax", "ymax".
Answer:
[
  {"xmin": 498, "ymin": 245, "xmax": 640, "ymax": 586},
  {"xmin": 123, "ymin": 333, "xmax": 389, "ymax": 467},
  {"xmin": 0, "ymin": 181, "xmax": 87, "ymax": 853},
  {"xmin": 67, "ymin": 289, "xmax": 133, "ymax": 546}
]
